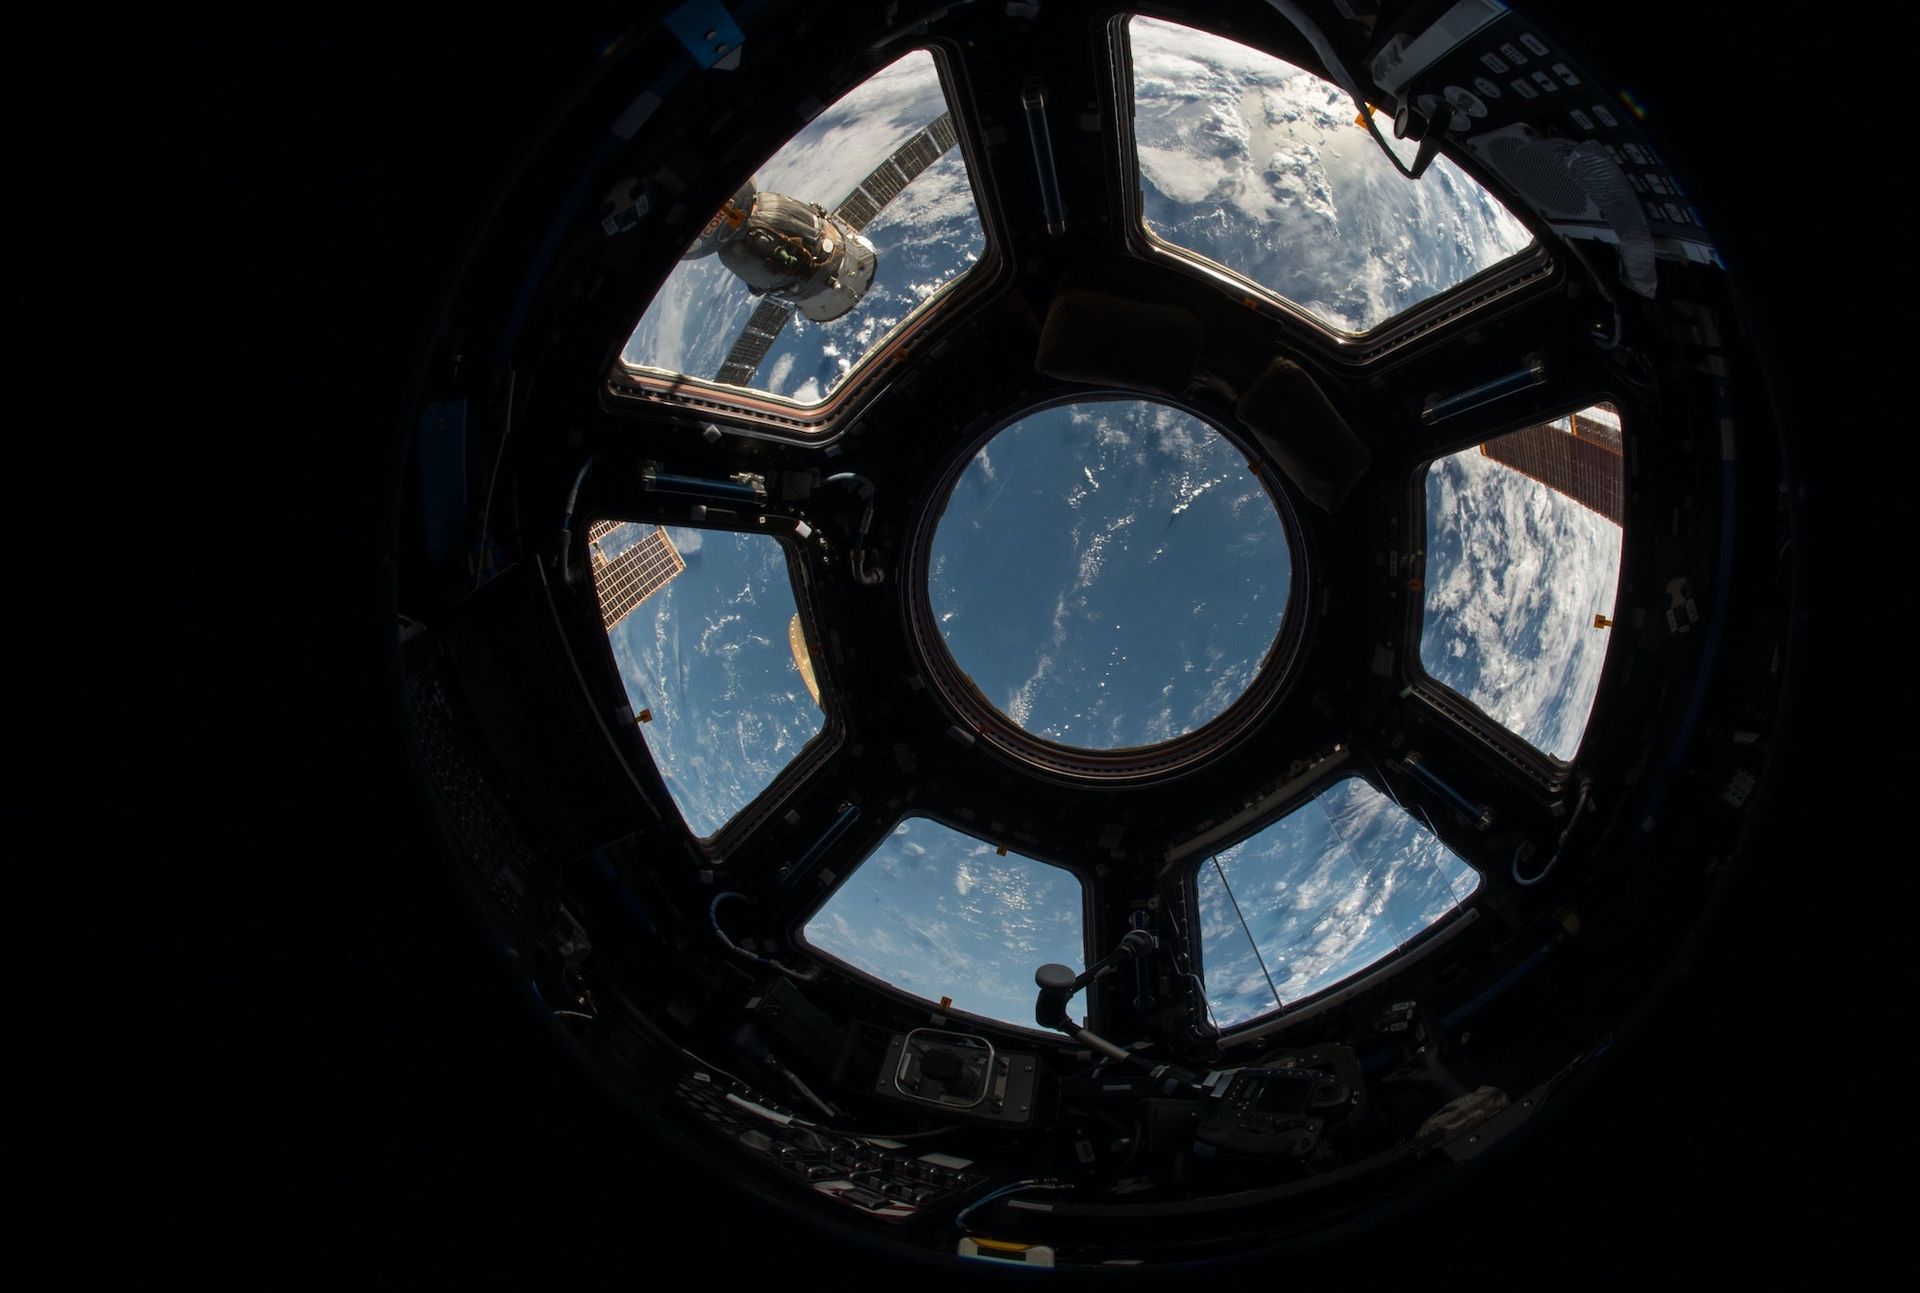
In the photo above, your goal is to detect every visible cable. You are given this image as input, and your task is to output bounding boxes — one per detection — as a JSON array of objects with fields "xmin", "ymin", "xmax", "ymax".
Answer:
[
  {"xmin": 1210, "ymin": 853, "xmax": 1283, "ymax": 1014},
  {"xmin": 554, "ymin": 453, "xmax": 597, "ymax": 584},
  {"xmin": 473, "ymin": 367, "xmax": 516, "ymax": 586},
  {"xmin": 530, "ymin": 976, "xmax": 597, "ymax": 1022},
  {"xmin": 1514, "ymin": 780, "xmax": 1595, "ymax": 887},
  {"xmin": 825, "ymin": 473, "xmax": 885, "ymax": 585},
  {"xmin": 1373, "ymin": 758, "xmax": 1473, "ymax": 911},
  {"xmin": 709, "ymin": 891, "xmax": 820, "ymax": 982},
  {"xmin": 1162, "ymin": 896, "xmax": 1221, "ymax": 1039},
  {"xmin": 953, "ymin": 1180, "xmax": 1069, "ymax": 1236},
  {"xmin": 1561, "ymin": 236, "xmax": 1627, "ymax": 351}
]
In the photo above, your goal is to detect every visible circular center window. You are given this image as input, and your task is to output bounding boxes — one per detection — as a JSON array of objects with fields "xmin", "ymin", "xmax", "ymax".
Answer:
[{"xmin": 927, "ymin": 399, "xmax": 1291, "ymax": 751}]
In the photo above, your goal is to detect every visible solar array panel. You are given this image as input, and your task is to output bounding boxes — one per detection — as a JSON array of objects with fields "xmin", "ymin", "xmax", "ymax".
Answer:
[{"xmin": 589, "ymin": 521, "xmax": 686, "ymax": 630}]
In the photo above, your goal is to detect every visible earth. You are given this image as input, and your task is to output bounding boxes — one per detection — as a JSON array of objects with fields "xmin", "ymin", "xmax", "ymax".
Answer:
[{"xmin": 606, "ymin": 22, "xmax": 1618, "ymax": 1031}]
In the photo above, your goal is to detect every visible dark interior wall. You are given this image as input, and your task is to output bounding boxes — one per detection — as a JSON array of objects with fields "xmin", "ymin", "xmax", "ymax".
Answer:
[{"xmin": 15, "ymin": 3, "xmax": 1902, "ymax": 1282}]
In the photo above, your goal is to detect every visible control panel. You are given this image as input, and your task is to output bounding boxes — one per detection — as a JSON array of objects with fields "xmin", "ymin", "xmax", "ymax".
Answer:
[
  {"xmin": 673, "ymin": 1070, "xmax": 992, "ymax": 1221},
  {"xmin": 1371, "ymin": 0, "xmax": 1719, "ymax": 265},
  {"xmin": 876, "ymin": 1029, "xmax": 1041, "ymax": 1128},
  {"xmin": 1195, "ymin": 1065, "xmax": 1351, "ymax": 1158}
]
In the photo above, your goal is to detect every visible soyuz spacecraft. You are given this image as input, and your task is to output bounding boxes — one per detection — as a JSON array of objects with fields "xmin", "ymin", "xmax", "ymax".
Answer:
[{"xmin": 685, "ymin": 111, "xmax": 960, "ymax": 386}]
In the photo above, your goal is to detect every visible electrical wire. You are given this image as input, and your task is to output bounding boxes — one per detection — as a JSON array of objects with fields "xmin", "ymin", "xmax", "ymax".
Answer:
[
  {"xmin": 1514, "ymin": 780, "xmax": 1595, "ymax": 887},
  {"xmin": 1162, "ymin": 896, "xmax": 1221, "ymax": 1038},
  {"xmin": 1318, "ymin": 784, "xmax": 1412, "ymax": 949},
  {"xmin": 530, "ymin": 977, "xmax": 597, "ymax": 1021},
  {"xmin": 1373, "ymin": 758, "xmax": 1473, "ymax": 911},
  {"xmin": 953, "ymin": 1180, "xmax": 1069, "ymax": 1236},
  {"xmin": 825, "ymin": 473, "xmax": 884, "ymax": 585},
  {"xmin": 1210, "ymin": 853, "xmax": 1283, "ymax": 1014},
  {"xmin": 1561, "ymin": 236, "xmax": 1627, "ymax": 351},
  {"xmin": 473, "ymin": 367, "xmax": 516, "ymax": 586},
  {"xmin": 554, "ymin": 454, "xmax": 597, "ymax": 584},
  {"xmin": 709, "ymin": 891, "xmax": 820, "ymax": 982}
]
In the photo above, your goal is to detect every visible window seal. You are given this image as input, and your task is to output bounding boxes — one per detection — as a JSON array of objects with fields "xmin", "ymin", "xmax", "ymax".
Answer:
[
  {"xmin": 1107, "ymin": 12, "xmax": 1561, "ymax": 364},
  {"xmin": 583, "ymin": 514, "xmax": 846, "ymax": 859},
  {"xmin": 1182, "ymin": 769, "xmax": 1485, "ymax": 1043},
  {"xmin": 604, "ymin": 42, "xmax": 1007, "ymax": 442},
  {"xmin": 790, "ymin": 811, "xmax": 1098, "ymax": 1040},
  {"xmin": 1401, "ymin": 398, "xmax": 1631, "ymax": 783}
]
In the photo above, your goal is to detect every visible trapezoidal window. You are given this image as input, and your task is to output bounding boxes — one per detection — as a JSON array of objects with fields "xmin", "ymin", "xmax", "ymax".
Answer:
[
  {"xmin": 591, "ymin": 521, "xmax": 827, "ymax": 840},
  {"xmin": 1196, "ymin": 776, "xmax": 1480, "ymax": 1030},
  {"xmin": 1419, "ymin": 403, "xmax": 1626, "ymax": 762},
  {"xmin": 620, "ymin": 50, "xmax": 986, "ymax": 406},
  {"xmin": 801, "ymin": 818, "xmax": 1086, "ymax": 1031},
  {"xmin": 1125, "ymin": 16, "xmax": 1534, "ymax": 334}
]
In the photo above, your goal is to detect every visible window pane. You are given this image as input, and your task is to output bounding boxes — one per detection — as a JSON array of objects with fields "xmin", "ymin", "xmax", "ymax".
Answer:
[
  {"xmin": 596, "ymin": 524, "xmax": 825, "ymax": 838},
  {"xmin": 802, "ymin": 818, "xmax": 1085, "ymax": 1030},
  {"xmin": 622, "ymin": 50, "xmax": 985, "ymax": 404},
  {"xmin": 1420, "ymin": 404, "xmax": 1625, "ymax": 761},
  {"xmin": 1127, "ymin": 16, "xmax": 1533, "ymax": 333},
  {"xmin": 928, "ymin": 399, "xmax": 1290, "ymax": 749},
  {"xmin": 1197, "ymin": 777, "xmax": 1478, "ymax": 1029}
]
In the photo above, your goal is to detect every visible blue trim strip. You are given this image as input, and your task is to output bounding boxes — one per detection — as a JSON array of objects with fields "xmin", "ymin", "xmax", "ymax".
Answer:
[
  {"xmin": 1407, "ymin": 758, "xmax": 1480, "ymax": 822},
  {"xmin": 417, "ymin": 400, "xmax": 468, "ymax": 563},
  {"xmin": 783, "ymin": 804, "xmax": 862, "ymax": 890},
  {"xmin": 1442, "ymin": 942, "xmax": 1554, "ymax": 1031},
  {"xmin": 1425, "ymin": 362, "xmax": 1546, "ymax": 422},
  {"xmin": 1022, "ymin": 92, "xmax": 1065, "ymax": 235},
  {"xmin": 646, "ymin": 471, "xmax": 763, "ymax": 502},
  {"xmin": 665, "ymin": 1, "xmax": 744, "ymax": 69}
]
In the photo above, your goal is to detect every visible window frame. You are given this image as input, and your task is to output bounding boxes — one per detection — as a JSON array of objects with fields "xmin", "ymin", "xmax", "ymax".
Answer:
[
  {"xmin": 792, "ymin": 811, "xmax": 1097, "ymax": 1041},
  {"xmin": 605, "ymin": 42, "xmax": 1007, "ymax": 439},
  {"xmin": 905, "ymin": 387, "xmax": 1313, "ymax": 786},
  {"xmin": 1107, "ymin": 12, "xmax": 1560, "ymax": 361},
  {"xmin": 1402, "ymin": 398, "xmax": 1631, "ymax": 785},
  {"xmin": 586, "ymin": 513, "xmax": 846, "ymax": 857},
  {"xmin": 1183, "ymin": 769, "xmax": 1485, "ymax": 1041}
]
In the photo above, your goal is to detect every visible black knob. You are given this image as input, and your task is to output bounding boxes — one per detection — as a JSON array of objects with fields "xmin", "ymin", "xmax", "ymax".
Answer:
[{"xmin": 920, "ymin": 1047, "xmax": 961, "ymax": 1081}]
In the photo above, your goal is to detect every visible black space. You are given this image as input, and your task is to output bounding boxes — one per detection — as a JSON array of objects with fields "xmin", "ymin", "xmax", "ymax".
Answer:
[{"xmin": 15, "ymin": 2, "xmax": 1906, "ymax": 1285}]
